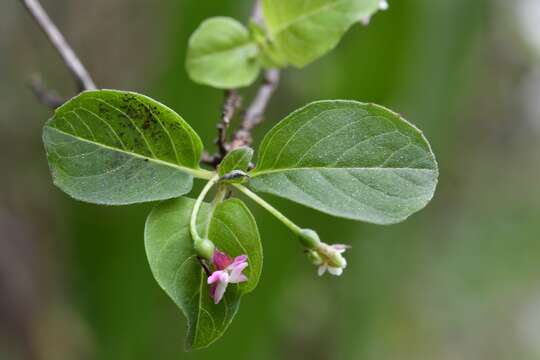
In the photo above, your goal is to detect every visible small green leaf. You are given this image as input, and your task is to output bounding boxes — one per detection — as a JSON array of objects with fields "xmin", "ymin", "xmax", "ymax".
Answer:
[
  {"xmin": 43, "ymin": 90, "xmax": 210, "ymax": 205},
  {"xmin": 186, "ymin": 17, "xmax": 261, "ymax": 89},
  {"xmin": 249, "ymin": 100, "xmax": 439, "ymax": 225},
  {"xmin": 218, "ymin": 146, "xmax": 254, "ymax": 178},
  {"xmin": 145, "ymin": 197, "xmax": 262, "ymax": 350},
  {"xmin": 262, "ymin": 0, "xmax": 380, "ymax": 67}
]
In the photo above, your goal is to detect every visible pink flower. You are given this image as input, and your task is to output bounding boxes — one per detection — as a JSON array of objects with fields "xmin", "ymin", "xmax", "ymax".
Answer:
[
  {"xmin": 316, "ymin": 244, "xmax": 349, "ymax": 276},
  {"xmin": 207, "ymin": 250, "xmax": 248, "ymax": 304}
]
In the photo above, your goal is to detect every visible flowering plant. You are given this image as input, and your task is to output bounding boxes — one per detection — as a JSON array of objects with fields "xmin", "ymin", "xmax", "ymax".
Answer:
[{"xmin": 25, "ymin": 0, "xmax": 438, "ymax": 351}]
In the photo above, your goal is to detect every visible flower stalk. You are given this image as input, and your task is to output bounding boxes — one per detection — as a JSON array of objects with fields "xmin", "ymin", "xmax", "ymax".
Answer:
[
  {"xmin": 191, "ymin": 174, "xmax": 220, "ymax": 260},
  {"xmin": 233, "ymin": 184, "xmax": 302, "ymax": 235},
  {"xmin": 233, "ymin": 184, "xmax": 349, "ymax": 276}
]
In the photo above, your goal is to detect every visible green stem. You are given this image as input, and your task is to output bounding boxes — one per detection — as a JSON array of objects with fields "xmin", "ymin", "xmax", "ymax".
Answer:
[
  {"xmin": 192, "ymin": 167, "xmax": 215, "ymax": 180},
  {"xmin": 191, "ymin": 175, "xmax": 220, "ymax": 259},
  {"xmin": 233, "ymin": 184, "xmax": 302, "ymax": 235},
  {"xmin": 204, "ymin": 184, "xmax": 227, "ymax": 238}
]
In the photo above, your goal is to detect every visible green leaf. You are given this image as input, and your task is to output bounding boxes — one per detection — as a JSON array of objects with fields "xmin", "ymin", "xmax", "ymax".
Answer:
[
  {"xmin": 218, "ymin": 146, "xmax": 254, "ymax": 178},
  {"xmin": 43, "ymin": 90, "xmax": 210, "ymax": 205},
  {"xmin": 186, "ymin": 17, "xmax": 261, "ymax": 89},
  {"xmin": 249, "ymin": 20, "xmax": 287, "ymax": 69},
  {"xmin": 249, "ymin": 100, "xmax": 439, "ymax": 225},
  {"xmin": 145, "ymin": 197, "xmax": 262, "ymax": 350},
  {"xmin": 262, "ymin": 0, "xmax": 380, "ymax": 67}
]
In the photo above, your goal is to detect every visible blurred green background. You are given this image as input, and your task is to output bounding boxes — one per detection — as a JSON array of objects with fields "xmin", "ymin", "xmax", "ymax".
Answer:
[{"xmin": 2, "ymin": 0, "xmax": 540, "ymax": 359}]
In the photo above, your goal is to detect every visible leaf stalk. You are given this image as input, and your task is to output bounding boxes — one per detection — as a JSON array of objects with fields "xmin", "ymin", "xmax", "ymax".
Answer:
[{"xmin": 233, "ymin": 184, "xmax": 302, "ymax": 235}]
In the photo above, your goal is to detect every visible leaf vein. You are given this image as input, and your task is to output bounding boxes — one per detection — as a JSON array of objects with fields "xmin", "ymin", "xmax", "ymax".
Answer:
[{"xmin": 90, "ymin": 97, "xmax": 159, "ymax": 159}]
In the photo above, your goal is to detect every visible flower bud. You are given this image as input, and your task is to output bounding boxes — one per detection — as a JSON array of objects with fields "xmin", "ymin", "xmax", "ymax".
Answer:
[
  {"xmin": 194, "ymin": 238, "xmax": 215, "ymax": 260},
  {"xmin": 298, "ymin": 228, "xmax": 321, "ymax": 249}
]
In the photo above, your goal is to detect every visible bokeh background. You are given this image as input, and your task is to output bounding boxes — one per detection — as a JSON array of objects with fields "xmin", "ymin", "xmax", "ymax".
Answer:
[{"xmin": 2, "ymin": 0, "xmax": 540, "ymax": 359}]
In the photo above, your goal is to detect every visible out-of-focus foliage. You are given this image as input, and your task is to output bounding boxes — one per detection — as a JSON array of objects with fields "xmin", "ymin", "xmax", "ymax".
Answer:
[{"xmin": 2, "ymin": 0, "xmax": 540, "ymax": 359}]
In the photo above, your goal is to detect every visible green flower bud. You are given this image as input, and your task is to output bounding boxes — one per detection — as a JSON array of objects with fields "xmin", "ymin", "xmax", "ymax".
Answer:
[
  {"xmin": 299, "ymin": 228, "xmax": 321, "ymax": 249},
  {"xmin": 194, "ymin": 238, "xmax": 215, "ymax": 260}
]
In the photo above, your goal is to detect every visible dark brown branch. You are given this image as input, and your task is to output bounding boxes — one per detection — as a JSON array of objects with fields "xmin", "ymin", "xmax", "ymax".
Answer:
[
  {"xmin": 216, "ymin": 90, "xmax": 241, "ymax": 156},
  {"xmin": 200, "ymin": 0, "xmax": 280, "ymax": 168},
  {"xmin": 21, "ymin": 0, "xmax": 96, "ymax": 99},
  {"xmin": 201, "ymin": 90, "xmax": 242, "ymax": 168},
  {"xmin": 201, "ymin": 152, "xmax": 220, "ymax": 168},
  {"xmin": 231, "ymin": 69, "xmax": 280, "ymax": 149}
]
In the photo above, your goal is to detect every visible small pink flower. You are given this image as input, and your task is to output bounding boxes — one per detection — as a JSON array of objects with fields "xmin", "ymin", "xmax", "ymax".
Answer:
[{"xmin": 207, "ymin": 250, "xmax": 248, "ymax": 304}]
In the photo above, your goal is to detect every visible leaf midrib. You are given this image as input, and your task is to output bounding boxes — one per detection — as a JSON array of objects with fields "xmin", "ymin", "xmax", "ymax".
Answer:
[
  {"xmin": 46, "ymin": 126, "xmax": 213, "ymax": 180},
  {"xmin": 189, "ymin": 42, "xmax": 258, "ymax": 64},
  {"xmin": 250, "ymin": 166, "xmax": 437, "ymax": 177}
]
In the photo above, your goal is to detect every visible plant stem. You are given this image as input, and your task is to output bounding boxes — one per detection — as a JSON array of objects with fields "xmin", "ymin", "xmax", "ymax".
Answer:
[
  {"xmin": 192, "ymin": 168, "xmax": 215, "ymax": 180},
  {"xmin": 21, "ymin": 0, "xmax": 96, "ymax": 92},
  {"xmin": 191, "ymin": 175, "xmax": 220, "ymax": 259},
  {"xmin": 233, "ymin": 184, "xmax": 302, "ymax": 235},
  {"xmin": 231, "ymin": 69, "xmax": 280, "ymax": 149},
  {"xmin": 204, "ymin": 184, "xmax": 227, "ymax": 238}
]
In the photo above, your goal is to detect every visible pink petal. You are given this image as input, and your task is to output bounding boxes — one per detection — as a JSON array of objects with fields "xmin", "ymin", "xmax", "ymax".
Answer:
[
  {"xmin": 212, "ymin": 250, "xmax": 232, "ymax": 270},
  {"xmin": 208, "ymin": 271, "xmax": 229, "ymax": 304},
  {"xmin": 332, "ymin": 244, "xmax": 349, "ymax": 253},
  {"xmin": 229, "ymin": 261, "xmax": 249, "ymax": 283},
  {"xmin": 232, "ymin": 274, "xmax": 248, "ymax": 283},
  {"xmin": 212, "ymin": 277, "xmax": 229, "ymax": 304},
  {"xmin": 207, "ymin": 270, "xmax": 227, "ymax": 284},
  {"xmin": 232, "ymin": 255, "xmax": 248, "ymax": 264}
]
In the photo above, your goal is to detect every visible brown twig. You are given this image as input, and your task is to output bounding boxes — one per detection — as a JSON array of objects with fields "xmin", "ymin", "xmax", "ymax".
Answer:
[
  {"xmin": 216, "ymin": 90, "xmax": 241, "ymax": 156},
  {"xmin": 229, "ymin": 0, "xmax": 282, "ymax": 149},
  {"xmin": 28, "ymin": 75, "xmax": 65, "ymax": 109},
  {"xmin": 21, "ymin": 0, "xmax": 96, "ymax": 109},
  {"xmin": 201, "ymin": 152, "xmax": 220, "ymax": 168},
  {"xmin": 231, "ymin": 69, "xmax": 280, "ymax": 149},
  {"xmin": 202, "ymin": 0, "xmax": 280, "ymax": 167},
  {"xmin": 251, "ymin": 0, "xmax": 264, "ymax": 25},
  {"xmin": 201, "ymin": 90, "xmax": 242, "ymax": 167}
]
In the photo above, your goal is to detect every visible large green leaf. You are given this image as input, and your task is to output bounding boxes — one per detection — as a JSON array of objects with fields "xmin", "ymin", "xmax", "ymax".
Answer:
[
  {"xmin": 186, "ymin": 17, "xmax": 261, "ymax": 89},
  {"xmin": 249, "ymin": 101, "xmax": 439, "ymax": 225},
  {"xmin": 145, "ymin": 197, "xmax": 262, "ymax": 350},
  {"xmin": 262, "ymin": 0, "xmax": 380, "ymax": 67},
  {"xmin": 43, "ymin": 90, "xmax": 211, "ymax": 205}
]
